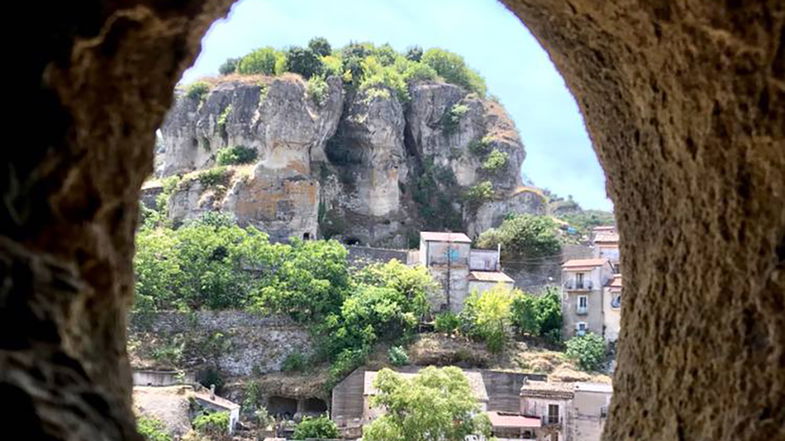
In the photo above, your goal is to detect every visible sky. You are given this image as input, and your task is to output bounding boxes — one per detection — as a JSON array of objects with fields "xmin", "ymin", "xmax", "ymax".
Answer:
[{"xmin": 181, "ymin": 0, "xmax": 612, "ymax": 211}]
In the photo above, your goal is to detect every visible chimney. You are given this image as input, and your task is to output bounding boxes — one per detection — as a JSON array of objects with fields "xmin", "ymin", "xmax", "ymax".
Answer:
[{"xmin": 210, "ymin": 384, "xmax": 215, "ymax": 400}]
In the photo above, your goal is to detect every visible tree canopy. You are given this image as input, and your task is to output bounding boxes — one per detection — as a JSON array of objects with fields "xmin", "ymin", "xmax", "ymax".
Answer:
[
  {"xmin": 364, "ymin": 367, "xmax": 491, "ymax": 441},
  {"xmin": 476, "ymin": 214, "xmax": 562, "ymax": 266}
]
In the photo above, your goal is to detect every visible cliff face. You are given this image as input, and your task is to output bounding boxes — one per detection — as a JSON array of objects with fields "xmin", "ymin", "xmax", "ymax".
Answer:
[{"xmin": 154, "ymin": 74, "xmax": 545, "ymax": 245}]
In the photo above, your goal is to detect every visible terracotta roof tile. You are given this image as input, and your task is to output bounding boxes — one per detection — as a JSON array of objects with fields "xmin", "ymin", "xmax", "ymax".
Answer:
[
  {"xmin": 468, "ymin": 271, "xmax": 514, "ymax": 283},
  {"xmin": 562, "ymin": 258, "xmax": 609, "ymax": 268}
]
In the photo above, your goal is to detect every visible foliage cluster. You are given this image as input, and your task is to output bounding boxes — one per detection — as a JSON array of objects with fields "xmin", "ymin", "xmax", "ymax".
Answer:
[
  {"xmin": 565, "ymin": 332, "xmax": 607, "ymax": 371},
  {"xmin": 192, "ymin": 411, "xmax": 229, "ymax": 436},
  {"xmin": 481, "ymin": 149, "xmax": 509, "ymax": 173},
  {"xmin": 411, "ymin": 158, "xmax": 462, "ymax": 230},
  {"xmin": 216, "ymin": 145, "xmax": 257, "ymax": 166},
  {"xmin": 364, "ymin": 367, "xmax": 491, "ymax": 441},
  {"xmin": 463, "ymin": 181, "xmax": 494, "ymax": 209},
  {"xmin": 137, "ymin": 416, "xmax": 172, "ymax": 441},
  {"xmin": 476, "ymin": 214, "xmax": 562, "ymax": 266},
  {"xmin": 186, "ymin": 82, "xmax": 211, "ymax": 102},
  {"xmin": 218, "ymin": 37, "xmax": 488, "ymax": 102},
  {"xmin": 388, "ymin": 345, "xmax": 410, "ymax": 366},
  {"xmin": 306, "ymin": 75, "xmax": 330, "ymax": 106},
  {"xmin": 292, "ymin": 415, "xmax": 340, "ymax": 440}
]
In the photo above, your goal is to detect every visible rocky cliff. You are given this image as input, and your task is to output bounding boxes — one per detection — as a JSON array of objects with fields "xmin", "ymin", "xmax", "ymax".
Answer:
[{"xmin": 151, "ymin": 74, "xmax": 545, "ymax": 246}]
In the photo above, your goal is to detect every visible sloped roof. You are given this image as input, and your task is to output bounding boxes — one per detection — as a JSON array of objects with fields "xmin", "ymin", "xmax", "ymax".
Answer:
[
  {"xmin": 420, "ymin": 232, "xmax": 472, "ymax": 243},
  {"xmin": 562, "ymin": 258, "xmax": 610, "ymax": 269},
  {"xmin": 574, "ymin": 382, "xmax": 613, "ymax": 394},
  {"xmin": 487, "ymin": 411, "xmax": 541, "ymax": 428},
  {"xmin": 468, "ymin": 271, "xmax": 514, "ymax": 283},
  {"xmin": 363, "ymin": 369, "xmax": 488, "ymax": 402},
  {"xmin": 592, "ymin": 226, "xmax": 616, "ymax": 232},
  {"xmin": 608, "ymin": 275, "xmax": 622, "ymax": 288}
]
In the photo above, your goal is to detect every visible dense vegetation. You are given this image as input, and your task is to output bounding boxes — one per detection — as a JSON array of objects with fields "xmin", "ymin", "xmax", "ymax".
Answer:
[
  {"xmin": 476, "ymin": 214, "xmax": 562, "ymax": 266},
  {"xmin": 565, "ymin": 333, "xmax": 607, "ymax": 371},
  {"xmin": 211, "ymin": 37, "xmax": 487, "ymax": 100},
  {"xmin": 292, "ymin": 416, "xmax": 340, "ymax": 440},
  {"xmin": 134, "ymin": 212, "xmax": 439, "ymax": 383},
  {"xmin": 137, "ymin": 416, "xmax": 172, "ymax": 441},
  {"xmin": 364, "ymin": 367, "xmax": 491, "ymax": 441}
]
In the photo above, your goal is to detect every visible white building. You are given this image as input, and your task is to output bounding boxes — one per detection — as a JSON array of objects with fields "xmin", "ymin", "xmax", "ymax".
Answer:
[
  {"xmin": 602, "ymin": 275, "xmax": 622, "ymax": 342},
  {"xmin": 561, "ymin": 258, "xmax": 614, "ymax": 339}
]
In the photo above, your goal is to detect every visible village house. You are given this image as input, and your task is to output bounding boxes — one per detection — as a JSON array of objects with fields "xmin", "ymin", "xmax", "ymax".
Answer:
[
  {"xmin": 591, "ymin": 226, "xmax": 620, "ymax": 273},
  {"xmin": 568, "ymin": 383, "xmax": 613, "ymax": 441},
  {"xmin": 560, "ymin": 258, "xmax": 615, "ymax": 339},
  {"xmin": 193, "ymin": 385, "xmax": 242, "ymax": 434},
  {"xmin": 519, "ymin": 379, "xmax": 574, "ymax": 441},
  {"xmin": 418, "ymin": 231, "xmax": 514, "ymax": 313},
  {"xmin": 602, "ymin": 275, "xmax": 622, "ymax": 342}
]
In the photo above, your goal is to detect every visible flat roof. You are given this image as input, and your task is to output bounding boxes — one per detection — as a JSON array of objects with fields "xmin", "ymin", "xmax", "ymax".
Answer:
[
  {"xmin": 562, "ymin": 258, "xmax": 610, "ymax": 269},
  {"xmin": 487, "ymin": 411, "xmax": 541, "ymax": 429},
  {"xmin": 574, "ymin": 382, "xmax": 613, "ymax": 394},
  {"xmin": 468, "ymin": 271, "xmax": 514, "ymax": 283},
  {"xmin": 193, "ymin": 390, "xmax": 240, "ymax": 410},
  {"xmin": 420, "ymin": 232, "xmax": 472, "ymax": 243},
  {"xmin": 593, "ymin": 232, "xmax": 619, "ymax": 243}
]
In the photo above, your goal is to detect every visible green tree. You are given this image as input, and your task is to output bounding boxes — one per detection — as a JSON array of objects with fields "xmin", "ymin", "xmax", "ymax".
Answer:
[
  {"xmin": 511, "ymin": 287, "xmax": 563, "ymax": 339},
  {"xmin": 292, "ymin": 415, "xmax": 339, "ymax": 440},
  {"xmin": 353, "ymin": 260, "xmax": 436, "ymax": 314},
  {"xmin": 460, "ymin": 284, "xmax": 517, "ymax": 353},
  {"xmin": 237, "ymin": 47, "xmax": 279, "ymax": 75},
  {"xmin": 364, "ymin": 367, "xmax": 491, "ymax": 441},
  {"xmin": 476, "ymin": 214, "xmax": 562, "ymax": 264},
  {"xmin": 192, "ymin": 412, "xmax": 229, "ymax": 437},
  {"xmin": 285, "ymin": 46, "xmax": 324, "ymax": 79},
  {"xmin": 565, "ymin": 333, "xmax": 606, "ymax": 371},
  {"xmin": 137, "ymin": 416, "xmax": 172, "ymax": 441},
  {"xmin": 511, "ymin": 293, "xmax": 540, "ymax": 335},
  {"xmin": 308, "ymin": 37, "xmax": 332, "ymax": 57},
  {"xmin": 218, "ymin": 57, "xmax": 240, "ymax": 75},
  {"xmin": 216, "ymin": 145, "xmax": 257, "ymax": 165},
  {"xmin": 405, "ymin": 46, "xmax": 423, "ymax": 62},
  {"xmin": 421, "ymin": 48, "xmax": 486, "ymax": 95}
]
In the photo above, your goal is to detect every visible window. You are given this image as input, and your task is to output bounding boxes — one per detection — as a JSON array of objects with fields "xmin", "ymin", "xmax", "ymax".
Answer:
[
  {"xmin": 611, "ymin": 294, "xmax": 622, "ymax": 309},
  {"xmin": 576, "ymin": 322, "xmax": 588, "ymax": 336},
  {"xmin": 548, "ymin": 404, "xmax": 560, "ymax": 424},
  {"xmin": 576, "ymin": 272, "xmax": 584, "ymax": 288}
]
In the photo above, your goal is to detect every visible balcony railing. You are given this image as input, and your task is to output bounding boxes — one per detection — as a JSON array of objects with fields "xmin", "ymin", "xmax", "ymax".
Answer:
[
  {"xmin": 542, "ymin": 415, "xmax": 562, "ymax": 426},
  {"xmin": 576, "ymin": 306, "xmax": 589, "ymax": 315},
  {"xmin": 564, "ymin": 280, "xmax": 593, "ymax": 290}
]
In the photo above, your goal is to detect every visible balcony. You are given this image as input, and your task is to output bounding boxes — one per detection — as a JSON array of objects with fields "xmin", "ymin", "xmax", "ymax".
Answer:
[
  {"xmin": 564, "ymin": 280, "xmax": 593, "ymax": 291},
  {"xmin": 542, "ymin": 415, "xmax": 562, "ymax": 426},
  {"xmin": 576, "ymin": 306, "xmax": 589, "ymax": 315}
]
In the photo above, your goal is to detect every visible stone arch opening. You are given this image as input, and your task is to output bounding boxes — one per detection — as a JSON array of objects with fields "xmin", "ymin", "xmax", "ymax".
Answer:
[
  {"xmin": 5, "ymin": 2, "xmax": 783, "ymax": 441},
  {"xmin": 303, "ymin": 397, "xmax": 328, "ymax": 414},
  {"xmin": 267, "ymin": 396, "xmax": 298, "ymax": 419}
]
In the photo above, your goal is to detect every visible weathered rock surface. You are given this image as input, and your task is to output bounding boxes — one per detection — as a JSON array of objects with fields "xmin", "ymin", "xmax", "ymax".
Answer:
[{"xmin": 155, "ymin": 77, "xmax": 539, "ymax": 246}]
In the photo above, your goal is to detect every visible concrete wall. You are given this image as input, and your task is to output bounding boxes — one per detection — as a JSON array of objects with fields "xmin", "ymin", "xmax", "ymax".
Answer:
[
  {"xmin": 481, "ymin": 371, "xmax": 546, "ymax": 413},
  {"xmin": 132, "ymin": 370, "xmax": 195, "ymax": 386},
  {"xmin": 330, "ymin": 368, "xmax": 366, "ymax": 428},
  {"xmin": 429, "ymin": 267, "xmax": 470, "ymax": 313},
  {"xmin": 569, "ymin": 386, "xmax": 612, "ymax": 441}
]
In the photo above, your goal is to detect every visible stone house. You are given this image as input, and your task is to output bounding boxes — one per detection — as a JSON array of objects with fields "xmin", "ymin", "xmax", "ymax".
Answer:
[
  {"xmin": 560, "ymin": 258, "xmax": 614, "ymax": 339},
  {"xmin": 193, "ymin": 386, "xmax": 241, "ymax": 434},
  {"xmin": 591, "ymin": 226, "xmax": 620, "ymax": 273},
  {"xmin": 602, "ymin": 275, "xmax": 622, "ymax": 342},
  {"xmin": 519, "ymin": 380, "xmax": 574, "ymax": 441},
  {"xmin": 418, "ymin": 231, "xmax": 514, "ymax": 313},
  {"xmin": 567, "ymin": 383, "xmax": 613, "ymax": 441}
]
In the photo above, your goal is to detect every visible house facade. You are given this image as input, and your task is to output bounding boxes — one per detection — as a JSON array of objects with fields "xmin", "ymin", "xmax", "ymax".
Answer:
[
  {"xmin": 591, "ymin": 226, "xmax": 619, "ymax": 273},
  {"xmin": 561, "ymin": 258, "xmax": 615, "ymax": 339},
  {"xmin": 519, "ymin": 380, "xmax": 575, "ymax": 441},
  {"xmin": 419, "ymin": 232, "xmax": 514, "ymax": 313},
  {"xmin": 602, "ymin": 275, "xmax": 622, "ymax": 342},
  {"xmin": 567, "ymin": 383, "xmax": 613, "ymax": 441}
]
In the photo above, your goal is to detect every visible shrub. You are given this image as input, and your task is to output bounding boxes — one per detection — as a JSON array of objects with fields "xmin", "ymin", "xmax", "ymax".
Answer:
[
  {"xmin": 282, "ymin": 351, "xmax": 306, "ymax": 372},
  {"xmin": 511, "ymin": 294, "xmax": 540, "ymax": 336},
  {"xmin": 237, "ymin": 47, "xmax": 278, "ymax": 75},
  {"xmin": 434, "ymin": 312, "xmax": 461, "ymax": 334},
  {"xmin": 196, "ymin": 167, "xmax": 229, "ymax": 187},
  {"xmin": 322, "ymin": 55, "xmax": 343, "ymax": 77},
  {"xmin": 218, "ymin": 57, "xmax": 240, "ymax": 75},
  {"xmin": 468, "ymin": 137, "xmax": 492, "ymax": 156},
  {"xmin": 292, "ymin": 415, "xmax": 339, "ymax": 440},
  {"xmin": 193, "ymin": 411, "xmax": 229, "ymax": 436},
  {"xmin": 359, "ymin": 56, "xmax": 409, "ymax": 102},
  {"xmin": 422, "ymin": 48, "xmax": 487, "ymax": 95},
  {"xmin": 217, "ymin": 105, "xmax": 232, "ymax": 132},
  {"xmin": 137, "ymin": 416, "xmax": 172, "ymax": 441},
  {"xmin": 405, "ymin": 45, "xmax": 423, "ymax": 62},
  {"xmin": 460, "ymin": 285, "xmax": 516, "ymax": 353},
  {"xmin": 286, "ymin": 46, "xmax": 324, "ymax": 79},
  {"xmin": 442, "ymin": 103, "xmax": 470, "ymax": 133},
  {"xmin": 476, "ymin": 215, "xmax": 562, "ymax": 265},
  {"xmin": 565, "ymin": 333, "xmax": 606, "ymax": 371},
  {"xmin": 402, "ymin": 61, "xmax": 439, "ymax": 84},
  {"xmin": 186, "ymin": 82, "xmax": 211, "ymax": 102},
  {"xmin": 307, "ymin": 75, "xmax": 330, "ymax": 106},
  {"xmin": 388, "ymin": 345, "xmax": 409, "ymax": 366},
  {"xmin": 481, "ymin": 149, "xmax": 509, "ymax": 172},
  {"xmin": 216, "ymin": 145, "xmax": 257, "ymax": 165},
  {"xmin": 308, "ymin": 37, "xmax": 332, "ymax": 57},
  {"xmin": 463, "ymin": 181, "xmax": 494, "ymax": 208}
]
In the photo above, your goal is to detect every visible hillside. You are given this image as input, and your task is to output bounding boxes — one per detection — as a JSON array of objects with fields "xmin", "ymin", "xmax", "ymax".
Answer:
[{"xmin": 146, "ymin": 42, "xmax": 546, "ymax": 247}]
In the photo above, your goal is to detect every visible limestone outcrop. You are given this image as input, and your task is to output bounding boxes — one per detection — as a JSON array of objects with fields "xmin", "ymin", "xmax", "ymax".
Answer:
[{"xmin": 153, "ymin": 76, "xmax": 544, "ymax": 246}]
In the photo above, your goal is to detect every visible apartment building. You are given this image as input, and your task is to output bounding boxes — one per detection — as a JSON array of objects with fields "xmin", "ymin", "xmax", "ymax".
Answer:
[{"xmin": 561, "ymin": 258, "xmax": 614, "ymax": 339}]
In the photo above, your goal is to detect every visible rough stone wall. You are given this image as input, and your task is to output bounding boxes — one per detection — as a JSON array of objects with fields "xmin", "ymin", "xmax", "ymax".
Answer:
[
  {"xmin": 501, "ymin": 1, "xmax": 785, "ymax": 440},
  {"xmin": 128, "ymin": 311, "xmax": 312, "ymax": 377},
  {"xmin": 5, "ymin": 1, "xmax": 783, "ymax": 441}
]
